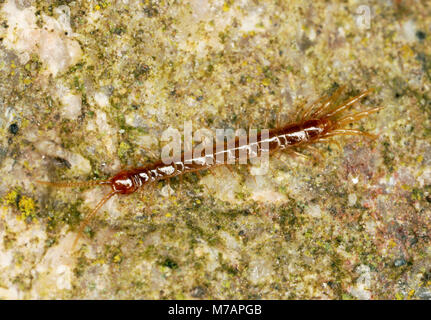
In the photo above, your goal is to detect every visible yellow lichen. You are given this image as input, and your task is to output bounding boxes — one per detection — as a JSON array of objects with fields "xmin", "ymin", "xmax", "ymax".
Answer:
[
  {"xmin": 17, "ymin": 195, "xmax": 36, "ymax": 221},
  {"xmin": 117, "ymin": 141, "xmax": 131, "ymax": 159},
  {"xmin": 2, "ymin": 189, "xmax": 37, "ymax": 221},
  {"xmin": 93, "ymin": 258, "xmax": 106, "ymax": 265},
  {"xmin": 388, "ymin": 239, "xmax": 397, "ymax": 248},
  {"xmin": 416, "ymin": 155, "xmax": 423, "ymax": 163},
  {"xmin": 407, "ymin": 289, "xmax": 415, "ymax": 299},
  {"xmin": 3, "ymin": 189, "xmax": 19, "ymax": 206},
  {"xmin": 261, "ymin": 78, "xmax": 271, "ymax": 86}
]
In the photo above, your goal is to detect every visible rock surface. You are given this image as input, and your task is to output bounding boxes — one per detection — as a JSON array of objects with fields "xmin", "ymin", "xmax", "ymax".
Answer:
[{"xmin": 0, "ymin": 0, "xmax": 430, "ymax": 299}]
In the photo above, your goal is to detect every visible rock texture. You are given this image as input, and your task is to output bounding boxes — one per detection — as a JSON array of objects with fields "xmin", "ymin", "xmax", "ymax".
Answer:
[{"xmin": 0, "ymin": 0, "xmax": 430, "ymax": 299}]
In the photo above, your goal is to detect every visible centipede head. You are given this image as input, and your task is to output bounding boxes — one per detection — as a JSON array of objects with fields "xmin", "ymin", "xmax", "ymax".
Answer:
[{"xmin": 110, "ymin": 170, "xmax": 140, "ymax": 194}]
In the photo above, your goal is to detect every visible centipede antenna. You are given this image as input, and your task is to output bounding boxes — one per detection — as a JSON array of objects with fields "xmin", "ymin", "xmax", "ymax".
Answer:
[
  {"xmin": 72, "ymin": 190, "xmax": 118, "ymax": 249},
  {"xmin": 325, "ymin": 88, "xmax": 375, "ymax": 119},
  {"xmin": 36, "ymin": 179, "xmax": 111, "ymax": 188}
]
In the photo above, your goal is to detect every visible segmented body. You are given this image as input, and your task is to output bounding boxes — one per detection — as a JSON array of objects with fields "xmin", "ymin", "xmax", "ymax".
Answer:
[
  {"xmin": 37, "ymin": 86, "xmax": 382, "ymax": 247},
  {"xmin": 111, "ymin": 118, "xmax": 332, "ymax": 195}
]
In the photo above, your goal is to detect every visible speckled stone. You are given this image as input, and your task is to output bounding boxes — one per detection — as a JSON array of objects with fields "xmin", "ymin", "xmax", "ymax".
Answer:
[{"xmin": 0, "ymin": 0, "xmax": 430, "ymax": 299}]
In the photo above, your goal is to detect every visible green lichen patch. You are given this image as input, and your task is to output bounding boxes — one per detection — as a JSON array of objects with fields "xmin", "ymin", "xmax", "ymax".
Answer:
[{"xmin": 2, "ymin": 189, "xmax": 37, "ymax": 222}]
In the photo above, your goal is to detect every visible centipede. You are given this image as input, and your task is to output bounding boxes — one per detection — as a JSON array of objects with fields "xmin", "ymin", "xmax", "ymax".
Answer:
[{"xmin": 37, "ymin": 86, "xmax": 383, "ymax": 248}]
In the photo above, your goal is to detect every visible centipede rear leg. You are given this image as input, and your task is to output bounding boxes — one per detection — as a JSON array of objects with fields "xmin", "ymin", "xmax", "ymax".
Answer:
[
  {"xmin": 333, "ymin": 106, "xmax": 384, "ymax": 129},
  {"xmin": 308, "ymin": 85, "xmax": 347, "ymax": 119},
  {"xmin": 295, "ymin": 95, "xmax": 326, "ymax": 122},
  {"xmin": 298, "ymin": 85, "xmax": 345, "ymax": 121},
  {"xmin": 323, "ymin": 129, "xmax": 378, "ymax": 140},
  {"xmin": 324, "ymin": 88, "xmax": 375, "ymax": 119}
]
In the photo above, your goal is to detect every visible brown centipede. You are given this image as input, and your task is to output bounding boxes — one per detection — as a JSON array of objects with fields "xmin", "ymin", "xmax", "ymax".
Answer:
[{"xmin": 37, "ymin": 86, "xmax": 383, "ymax": 247}]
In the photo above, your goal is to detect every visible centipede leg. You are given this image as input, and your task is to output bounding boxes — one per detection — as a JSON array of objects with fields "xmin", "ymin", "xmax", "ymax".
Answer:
[
  {"xmin": 323, "ymin": 129, "xmax": 378, "ymax": 140},
  {"xmin": 303, "ymin": 145, "xmax": 324, "ymax": 163},
  {"xmin": 298, "ymin": 95, "xmax": 326, "ymax": 121},
  {"xmin": 246, "ymin": 163, "xmax": 258, "ymax": 184},
  {"xmin": 273, "ymin": 153, "xmax": 293, "ymax": 171},
  {"xmin": 137, "ymin": 185, "xmax": 151, "ymax": 215},
  {"xmin": 226, "ymin": 164, "xmax": 235, "ymax": 174},
  {"xmin": 316, "ymin": 137, "xmax": 343, "ymax": 151},
  {"xmin": 273, "ymin": 152, "xmax": 282, "ymax": 161},
  {"xmin": 209, "ymin": 168, "xmax": 217, "ymax": 177},
  {"xmin": 294, "ymin": 100, "xmax": 310, "ymax": 121},
  {"xmin": 325, "ymin": 88, "xmax": 375, "ymax": 118},
  {"xmin": 144, "ymin": 183, "xmax": 158, "ymax": 215},
  {"xmin": 196, "ymin": 171, "xmax": 211, "ymax": 193},
  {"xmin": 291, "ymin": 148, "xmax": 310, "ymax": 160},
  {"xmin": 310, "ymin": 85, "xmax": 346, "ymax": 118},
  {"xmin": 276, "ymin": 103, "xmax": 281, "ymax": 128},
  {"xmin": 177, "ymin": 175, "xmax": 183, "ymax": 199},
  {"xmin": 264, "ymin": 108, "xmax": 270, "ymax": 128},
  {"xmin": 141, "ymin": 146, "xmax": 158, "ymax": 160},
  {"xmin": 333, "ymin": 106, "xmax": 384, "ymax": 128}
]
